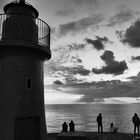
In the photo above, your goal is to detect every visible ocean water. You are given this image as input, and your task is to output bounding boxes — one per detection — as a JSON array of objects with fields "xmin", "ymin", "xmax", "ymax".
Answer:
[{"xmin": 45, "ymin": 104, "xmax": 140, "ymax": 133}]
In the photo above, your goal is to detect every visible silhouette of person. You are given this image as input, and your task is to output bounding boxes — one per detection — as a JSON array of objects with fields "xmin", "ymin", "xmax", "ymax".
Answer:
[
  {"xmin": 96, "ymin": 113, "xmax": 103, "ymax": 133},
  {"xmin": 132, "ymin": 113, "xmax": 140, "ymax": 135},
  {"xmin": 110, "ymin": 123, "xmax": 118, "ymax": 133},
  {"xmin": 62, "ymin": 122, "xmax": 68, "ymax": 132},
  {"xmin": 69, "ymin": 120, "xmax": 75, "ymax": 132}
]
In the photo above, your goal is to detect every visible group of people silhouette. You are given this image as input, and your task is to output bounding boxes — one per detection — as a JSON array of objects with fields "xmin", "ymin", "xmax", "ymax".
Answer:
[
  {"xmin": 62, "ymin": 113, "xmax": 140, "ymax": 135},
  {"xmin": 62, "ymin": 120, "xmax": 75, "ymax": 132},
  {"xmin": 96, "ymin": 113, "xmax": 118, "ymax": 133},
  {"xmin": 97, "ymin": 113, "xmax": 140, "ymax": 135}
]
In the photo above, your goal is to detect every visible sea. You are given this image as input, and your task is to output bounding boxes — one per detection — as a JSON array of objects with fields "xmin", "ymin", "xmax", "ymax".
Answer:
[{"xmin": 45, "ymin": 103, "xmax": 140, "ymax": 134}]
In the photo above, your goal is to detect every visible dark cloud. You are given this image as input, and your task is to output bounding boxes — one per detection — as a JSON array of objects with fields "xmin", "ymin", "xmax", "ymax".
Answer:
[
  {"xmin": 118, "ymin": 20, "xmax": 140, "ymax": 47},
  {"xmin": 45, "ymin": 43, "xmax": 88, "ymax": 83},
  {"xmin": 65, "ymin": 76, "xmax": 82, "ymax": 85},
  {"xmin": 59, "ymin": 65, "xmax": 90, "ymax": 77},
  {"xmin": 46, "ymin": 70, "xmax": 140, "ymax": 103},
  {"xmin": 131, "ymin": 56, "xmax": 140, "ymax": 61},
  {"xmin": 57, "ymin": 14, "xmax": 104, "ymax": 37},
  {"xmin": 64, "ymin": 79, "xmax": 139, "ymax": 103},
  {"xmin": 77, "ymin": 82, "xmax": 139, "ymax": 102},
  {"xmin": 45, "ymin": 59, "xmax": 90, "ymax": 80},
  {"xmin": 46, "ymin": 75, "xmax": 140, "ymax": 103},
  {"xmin": 92, "ymin": 50, "xmax": 128, "ymax": 75},
  {"xmin": 116, "ymin": 30, "xmax": 125, "ymax": 42},
  {"xmin": 68, "ymin": 80, "xmax": 122, "ymax": 88},
  {"xmin": 65, "ymin": 66, "xmax": 90, "ymax": 76},
  {"xmin": 85, "ymin": 36, "xmax": 109, "ymax": 50},
  {"xmin": 92, "ymin": 61, "xmax": 128, "ymax": 75},
  {"xmin": 107, "ymin": 9, "xmax": 137, "ymax": 27},
  {"xmin": 68, "ymin": 43, "xmax": 85, "ymax": 51},
  {"xmin": 127, "ymin": 72, "xmax": 140, "ymax": 81},
  {"xmin": 54, "ymin": 80, "xmax": 63, "ymax": 85},
  {"xmin": 100, "ymin": 50, "xmax": 114, "ymax": 63},
  {"xmin": 71, "ymin": 56, "xmax": 82, "ymax": 64}
]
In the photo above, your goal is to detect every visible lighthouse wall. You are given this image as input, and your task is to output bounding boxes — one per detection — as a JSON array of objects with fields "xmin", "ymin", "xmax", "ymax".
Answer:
[{"xmin": 0, "ymin": 47, "xmax": 47, "ymax": 140}]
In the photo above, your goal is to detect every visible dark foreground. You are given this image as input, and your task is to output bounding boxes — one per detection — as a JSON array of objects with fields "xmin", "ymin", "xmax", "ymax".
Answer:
[{"xmin": 47, "ymin": 132, "xmax": 137, "ymax": 140}]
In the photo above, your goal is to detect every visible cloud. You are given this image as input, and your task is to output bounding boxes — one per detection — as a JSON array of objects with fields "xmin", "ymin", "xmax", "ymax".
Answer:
[
  {"xmin": 57, "ymin": 14, "xmax": 104, "ymax": 37},
  {"xmin": 51, "ymin": 43, "xmax": 85, "ymax": 67},
  {"xmin": 54, "ymin": 80, "xmax": 63, "ymax": 85},
  {"xmin": 68, "ymin": 80, "xmax": 122, "ymax": 88},
  {"xmin": 85, "ymin": 36, "xmax": 109, "ymax": 50},
  {"xmin": 45, "ymin": 69, "xmax": 140, "ymax": 103},
  {"xmin": 116, "ymin": 30, "xmax": 125, "ymax": 42},
  {"xmin": 107, "ymin": 9, "xmax": 137, "ymax": 27},
  {"xmin": 65, "ymin": 79, "xmax": 139, "ymax": 103},
  {"xmin": 44, "ymin": 89, "xmax": 84, "ymax": 104},
  {"xmin": 71, "ymin": 56, "xmax": 82, "ymax": 64},
  {"xmin": 44, "ymin": 42, "xmax": 89, "ymax": 85},
  {"xmin": 100, "ymin": 50, "xmax": 114, "ymax": 63},
  {"xmin": 46, "ymin": 64, "xmax": 90, "ymax": 80},
  {"xmin": 67, "ymin": 43, "xmax": 85, "ymax": 51},
  {"xmin": 53, "ymin": 43, "xmax": 85, "ymax": 53},
  {"xmin": 63, "ymin": 65, "xmax": 90, "ymax": 76},
  {"xmin": 102, "ymin": 97, "xmax": 140, "ymax": 104},
  {"xmin": 131, "ymin": 56, "xmax": 140, "ymax": 61},
  {"xmin": 127, "ymin": 72, "xmax": 140, "ymax": 82},
  {"xmin": 92, "ymin": 50, "xmax": 128, "ymax": 75},
  {"xmin": 65, "ymin": 75, "xmax": 82, "ymax": 85},
  {"xmin": 118, "ymin": 20, "xmax": 140, "ymax": 47},
  {"xmin": 45, "ymin": 59, "xmax": 90, "ymax": 83},
  {"xmin": 45, "ymin": 72, "xmax": 140, "ymax": 103},
  {"xmin": 56, "ymin": 0, "xmax": 98, "ymax": 17}
]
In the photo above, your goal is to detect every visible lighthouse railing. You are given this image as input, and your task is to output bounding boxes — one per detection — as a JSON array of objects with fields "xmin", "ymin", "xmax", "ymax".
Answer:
[{"xmin": 0, "ymin": 13, "xmax": 50, "ymax": 48}]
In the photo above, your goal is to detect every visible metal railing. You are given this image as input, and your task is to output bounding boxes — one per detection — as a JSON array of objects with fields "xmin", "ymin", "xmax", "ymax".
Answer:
[{"xmin": 0, "ymin": 13, "xmax": 50, "ymax": 48}]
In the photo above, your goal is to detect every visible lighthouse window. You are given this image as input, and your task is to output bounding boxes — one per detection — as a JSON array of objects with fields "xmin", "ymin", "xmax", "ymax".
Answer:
[{"xmin": 26, "ymin": 78, "xmax": 32, "ymax": 89}]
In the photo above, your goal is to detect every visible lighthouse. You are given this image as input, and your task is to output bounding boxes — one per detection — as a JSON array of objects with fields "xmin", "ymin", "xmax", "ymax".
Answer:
[{"xmin": 0, "ymin": 0, "xmax": 51, "ymax": 140}]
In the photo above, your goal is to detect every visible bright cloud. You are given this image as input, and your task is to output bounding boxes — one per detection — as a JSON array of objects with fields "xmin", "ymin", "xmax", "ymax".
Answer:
[
  {"xmin": 103, "ymin": 97, "xmax": 140, "ymax": 104},
  {"xmin": 44, "ymin": 89, "xmax": 84, "ymax": 104}
]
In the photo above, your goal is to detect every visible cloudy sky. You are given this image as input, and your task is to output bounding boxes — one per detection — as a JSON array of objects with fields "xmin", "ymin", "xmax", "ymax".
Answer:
[{"xmin": 3, "ymin": 0, "xmax": 140, "ymax": 104}]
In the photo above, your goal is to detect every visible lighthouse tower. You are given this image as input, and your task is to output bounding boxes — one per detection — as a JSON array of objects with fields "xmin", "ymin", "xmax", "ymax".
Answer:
[{"xmin": 0, "ymin": 0, "xmax": 51, "ymax": 140}]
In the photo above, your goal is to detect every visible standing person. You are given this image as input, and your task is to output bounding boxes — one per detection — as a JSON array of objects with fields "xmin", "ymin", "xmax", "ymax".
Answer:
[
  {"xmin": 132, "ymin": 113, "xmax": 140, "ymax": 135},
  {"xmin": 96, "ymin": 113, "xmax": 103, "ymax": 133},
  {"xmin": 62, "ymin": 122, "xmax": 68, "ymax": 132},
  {"xmin": 69, "ymin": 120, "xmax": 75, "ymax": 132}
]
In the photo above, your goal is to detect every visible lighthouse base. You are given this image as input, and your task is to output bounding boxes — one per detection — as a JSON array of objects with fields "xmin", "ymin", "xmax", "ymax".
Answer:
[{"xmin": 15, "ymin": 117, "xmax": 40, "ymax": 140}]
